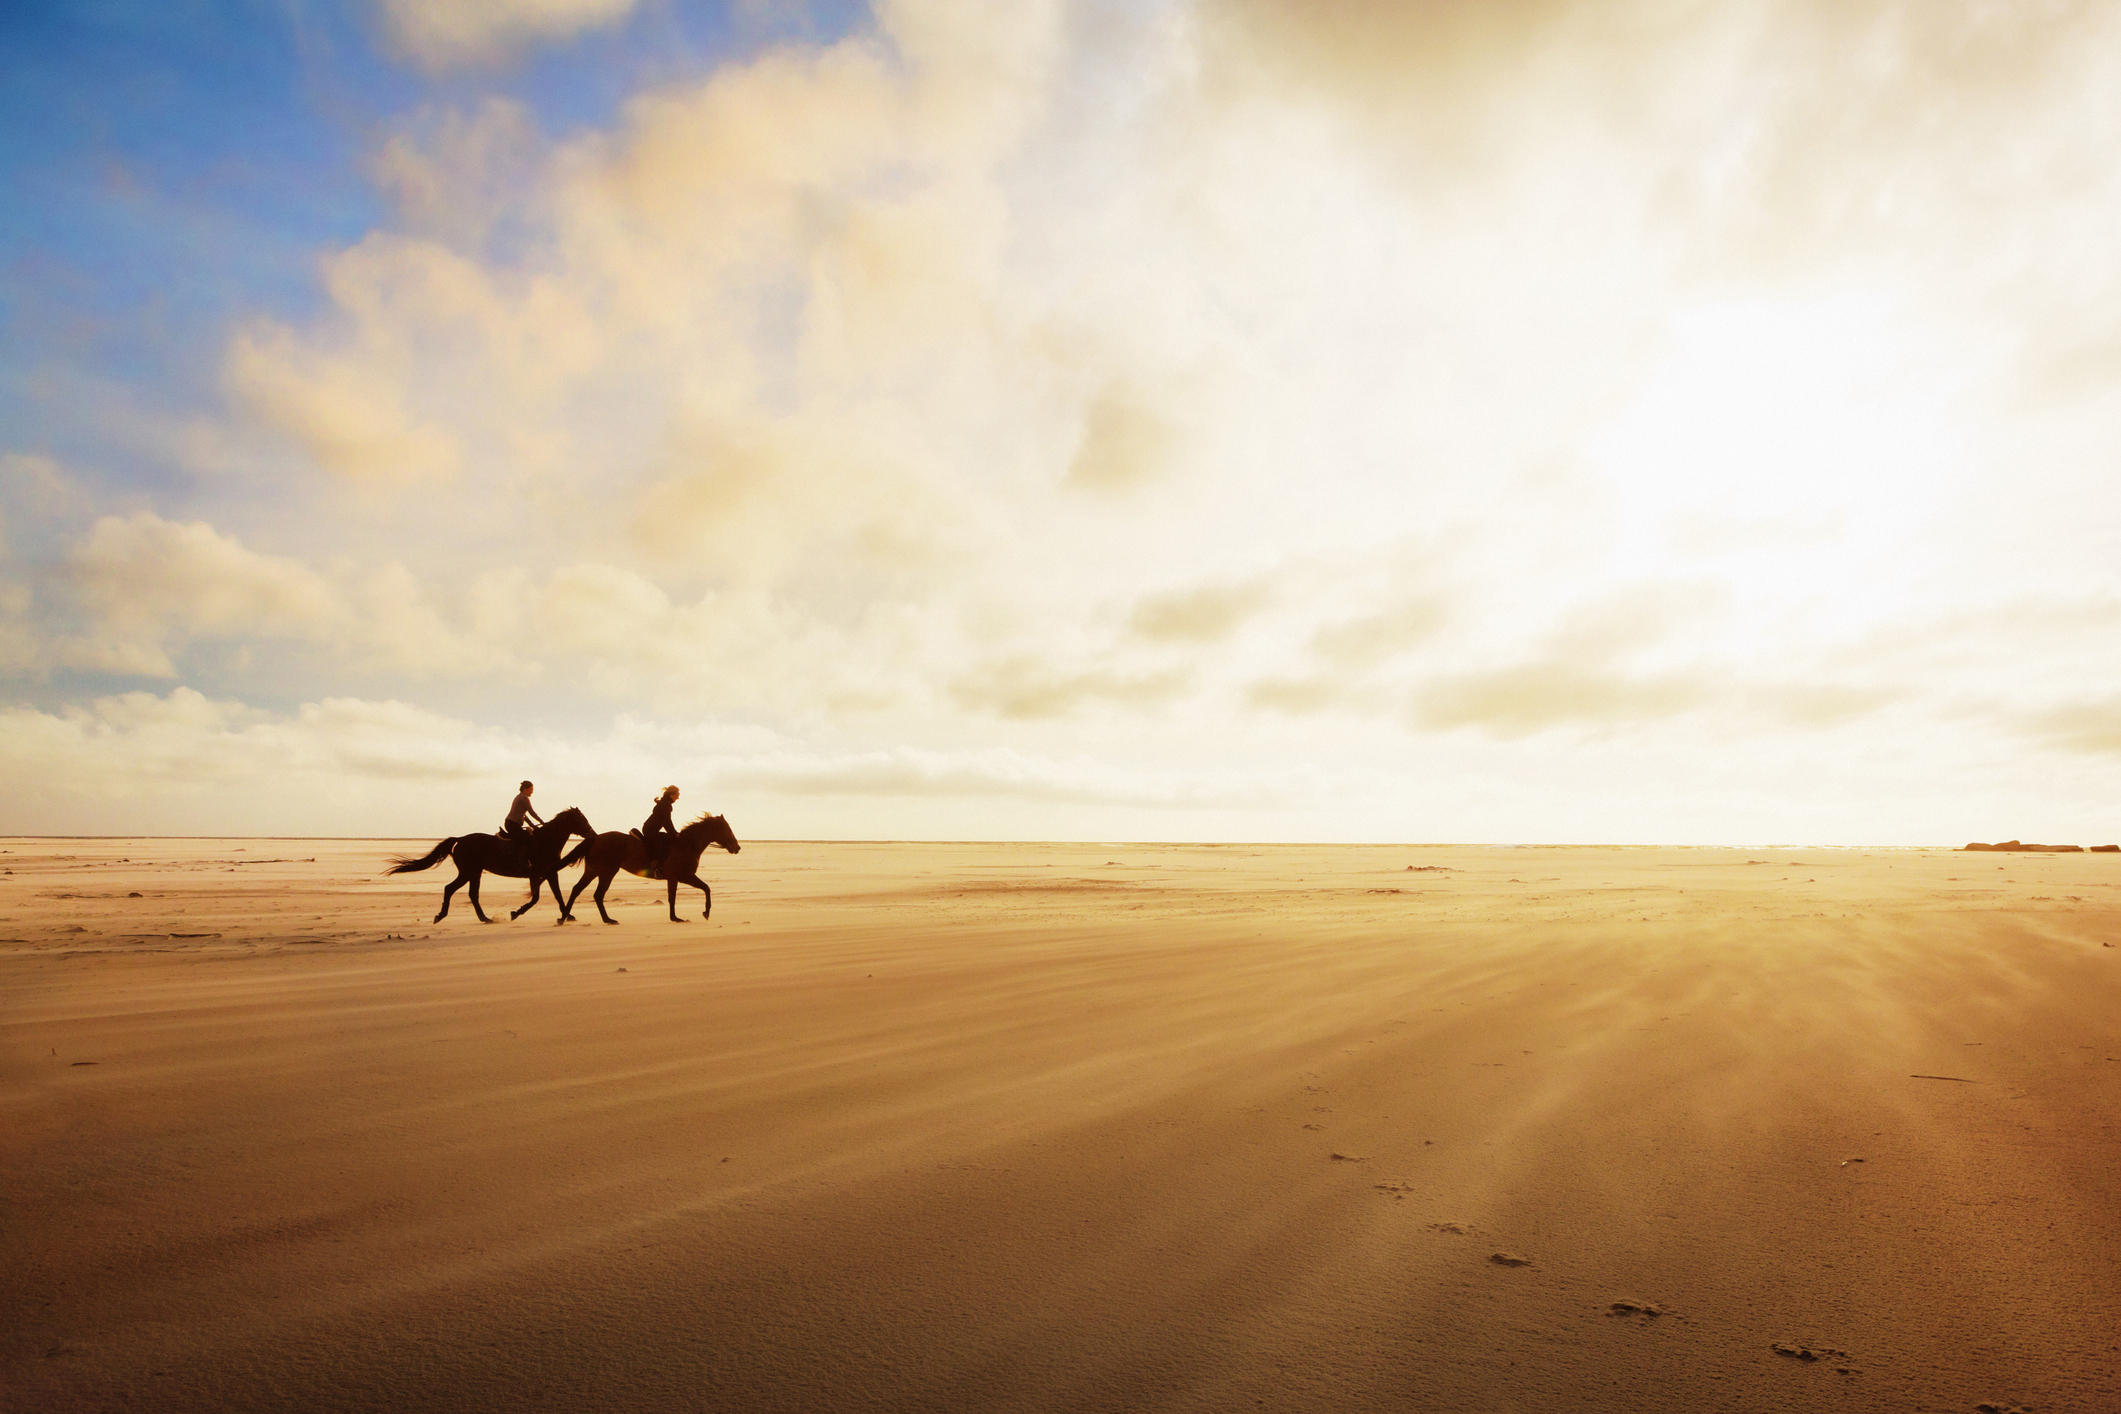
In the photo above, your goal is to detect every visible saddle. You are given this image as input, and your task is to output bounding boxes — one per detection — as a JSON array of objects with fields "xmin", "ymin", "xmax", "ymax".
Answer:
[
  {"xmin": 493, "ymin": 826, "xmax": 531, "ymax": 868},
  {"xmin": 631, "ymin": 827, "xmax": 669, "ymax": 879}
]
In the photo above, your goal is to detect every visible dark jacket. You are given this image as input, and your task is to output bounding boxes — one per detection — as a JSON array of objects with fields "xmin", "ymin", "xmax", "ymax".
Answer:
[{"xmin": 642, "ymin": 798, "xmax": 676, "ymax": 845}]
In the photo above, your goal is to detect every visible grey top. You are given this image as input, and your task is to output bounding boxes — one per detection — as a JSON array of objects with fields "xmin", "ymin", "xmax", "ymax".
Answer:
[{"xmin": 506, "ymin": 790, "xmax": 542, "ymax": 828}]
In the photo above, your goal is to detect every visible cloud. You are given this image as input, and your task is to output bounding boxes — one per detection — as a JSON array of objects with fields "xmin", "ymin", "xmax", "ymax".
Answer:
[
  {"xmin": 376, "ymin": 0, "xmax": 641, "ymax": 69},
  {"xmin": 2027, "ymin": 699, "xmax": 2121, "ymax": 756},
  {"xmin": 952, "ymin": 655, "xmax": 1192, "ymax": 720},
  {"xmin": 58, "ymin": 513, "xmax": 344, "ymax": 675},
  {"xmin": 225, "ymin": 319, "xmax": 462, "ymax": 484},
  {"xmin": 0, "ymin": 688, "xmax": 535, "ymax": 833},
  {"xmin": 0, "ymin": 453, "xmax": 83, "ymax": 553},
  {"xmin": 0, "ymin": 454, "xmax": 85, "ymax": 672},
  {"xmin": 0, "ymin": 687, "xmax": 1284, "ymax": 837},
  {"xmin": 1411, "ymin": 661, "xmax": 1709, "ymax": 738},
  {"xmin": 371, "ymin": 100, "xmax": 544, "ymax": 251},
  {"xmin": 1130, "ymin": 578, "xmax": 1271, "ymax": 644},
  {"xmin": 1067, "ymin": 385, "xmax": 1175, "ymax": 493},
  {"xmin": 717, "ymin": 744, "xmax": 1276, "ymax": 807},
  {"xmin": 73, "ymin": 513, "xmax": 343, "ymax": 640},
  {"xmin": 1307, "ymin": 598, "xmax": 1447, "ymax": 668},
  {"xmin": 21, "ymin": 1, "xmax": 2121, "ymax": 838},
  {"xmin": 1245, "ymin": 675, "xmax": 1347, "ymax": 716},
  {"xmin": 52, "ymin": 513, "xmax": 502, "ymax": 679}
]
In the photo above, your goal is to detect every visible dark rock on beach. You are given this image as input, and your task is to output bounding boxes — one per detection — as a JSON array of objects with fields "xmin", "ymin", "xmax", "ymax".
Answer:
[{"xmin": 1961, "ymin": 840, "xmax": 2089, "ymax": 852}]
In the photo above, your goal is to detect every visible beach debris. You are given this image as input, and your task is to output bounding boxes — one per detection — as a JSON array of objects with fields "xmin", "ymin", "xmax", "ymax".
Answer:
[
  {"xmin": 1975, "ymin": 1402, "xmax": 2033, "ymax": 1413},
  {"xmin": 1840, "ymin": 1157, "xmax": 1865, "ymax": 1167},
  {"xmin": 1373, "ymin": 1182, "xmax": 1417, "ymax": 1195},
  {"xmin": 71, "ymin": 1060, "xmax": 97, "ymax": 1066},
  {"xmin": 1909, "ymin": 1074, "xmax": 1979, "ymax": 1083},
  {"xmin": 1770, "ymin": 1342, "xmax": 1850, "ymax": 1363},
  {"xmin": 127, "ymin": 891, "xmax": 142, "ymax": 898},
  {"xmin": 1329, "ymin": 1152, "xmax": 1368, "ymax": 1162},
  {"xmin": 1425, "ymin": 1222, "xmax": 1475, "ymax": 1235},
  {"xmin": 616, "ymin": 967, "xmax": 628, "ymax": 972},
  {"xmin": 1404, "ymin": 865, "xmax": 1454, "ymax": 872},
  {"xmin": 1606, "ymin": 1301, "xmax": 1668, "ymax": 1319},
  {"xmin": 1489, "ymin": 1251, "xmax": 1533, "ymax": 1267}
]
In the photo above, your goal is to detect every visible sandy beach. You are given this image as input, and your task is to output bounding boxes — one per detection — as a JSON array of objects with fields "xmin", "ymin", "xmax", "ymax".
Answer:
[{"xmin": 3, "ymin": 838, "xmax": 2117, "ymax": 1412}]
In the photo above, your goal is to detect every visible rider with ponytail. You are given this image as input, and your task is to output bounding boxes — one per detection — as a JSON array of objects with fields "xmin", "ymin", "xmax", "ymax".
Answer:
[{"xmin": 642, "ymin": 785, "xmax": 679, "ymax": 869}]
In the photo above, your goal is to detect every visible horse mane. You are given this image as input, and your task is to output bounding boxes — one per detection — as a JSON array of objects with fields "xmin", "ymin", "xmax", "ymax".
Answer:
[{"xmin": 676, "ymin": 811, "xmax": 722, "ymax": 841}]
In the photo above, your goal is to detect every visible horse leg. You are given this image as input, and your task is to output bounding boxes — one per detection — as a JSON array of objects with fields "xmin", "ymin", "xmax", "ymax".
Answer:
[
  {"xmin": 468, "ymin": 870, "xmax": 493, "ymax": 923},
  {"xmin": 666, "ymin": 877, "xmax": 685, "ymax": 922},
  {"xmin": 681, "ymin": 872, "xmax": 712, "ymax": 920},
  {"xmin": 512, "ymin": 872, "xmax": 541, "ymax": 921},
  {"xmin": 593, "ymin": 868, "xmax": 619, "ymax": 925},
  {"xmin": 436, "ymin": 871, "xmax": 463, "ymax": 924},
  {"xmin": 565, "ymin": 868, "xmax": 596, "ymax": 921},
  {"xmin": 549, "ymin": 869, "xmax": 574, "ymax": 924}
]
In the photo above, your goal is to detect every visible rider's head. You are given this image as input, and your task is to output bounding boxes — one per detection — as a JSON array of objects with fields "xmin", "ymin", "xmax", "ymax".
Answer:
[
  {"xmin": 661, "ymin": 785, "xmax": 679, "ymax": 802},
  {"xmin": 520, "ymin": 780, "xmax": 534, "ymax": 792}
]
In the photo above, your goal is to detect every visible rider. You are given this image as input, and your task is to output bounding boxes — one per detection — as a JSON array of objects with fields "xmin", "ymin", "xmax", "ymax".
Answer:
[
  {"xmin": 502, "ymin": 780, "xmax": 545, "ymax": 842},
  {"xmin": 642, "ymin": 785, "xmax": 679, "ymax": 871}
]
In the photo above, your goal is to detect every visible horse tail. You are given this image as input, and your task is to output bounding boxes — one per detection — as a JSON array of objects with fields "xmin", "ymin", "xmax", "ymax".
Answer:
[
  {"xmin": 558, "ymin": 836, "xmax": 594, "ymax": 869},
  {"xmin": 385, "ymin": 838, "xmax": 458, "ymax": 875}
]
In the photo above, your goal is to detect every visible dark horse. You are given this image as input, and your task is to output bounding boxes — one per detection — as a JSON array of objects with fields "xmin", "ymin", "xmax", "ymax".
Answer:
[
  {"xmin": 385, "ymin": 807, "xmax": 597, "ymax": 924},
  {"xmin": 559, "ymin": 812, "xmax": 740, "ymax": 923}
]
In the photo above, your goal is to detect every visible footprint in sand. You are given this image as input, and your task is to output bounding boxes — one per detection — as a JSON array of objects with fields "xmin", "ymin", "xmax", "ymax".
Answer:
[
  {"xmin": 1489, "ymin": 1252, "xmax": 1533, "ymax": 1267},
  {"xmin": 1424, "ymin": 1221, "xmax": 1477, "ymax": 1235},
  {"xmin": 1329, "ymin": 1152, "xmax": 1368, "ymax": 1162},
  {"xmin": 1770, "ymin": 1342, "xmax": 1851, "ymax": 1363}
]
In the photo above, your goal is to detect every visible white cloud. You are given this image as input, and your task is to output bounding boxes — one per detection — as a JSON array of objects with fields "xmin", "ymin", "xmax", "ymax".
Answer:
[
  {"xmin": 47, "ymin": 513, "xmax": 505, "ymax": 679},
  {"xmin": 21, "ymin": 1, "xmax": 2121, "ymax": 838},
  {"xmin": 717, "ymin": 744, "xmax": 1278, "ymax": 807},
  {"xmin": 377, "ymin": 0, "xmax": 641, "ymax": 69},
  {"xmin": 0, "ymin": 688, "xmax": 1287, "ymax": 837}
]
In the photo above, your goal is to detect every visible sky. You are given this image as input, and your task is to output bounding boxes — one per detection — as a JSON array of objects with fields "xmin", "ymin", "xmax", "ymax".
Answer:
[{"xmin": 4, "ymin": 0, "xmax": 2121, "ymax": 843}]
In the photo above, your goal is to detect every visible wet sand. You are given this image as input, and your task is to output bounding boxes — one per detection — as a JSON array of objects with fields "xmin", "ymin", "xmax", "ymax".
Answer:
[{"xmin": 3, "ymin": 839, "xmax": 2117, "ymax": 1412}]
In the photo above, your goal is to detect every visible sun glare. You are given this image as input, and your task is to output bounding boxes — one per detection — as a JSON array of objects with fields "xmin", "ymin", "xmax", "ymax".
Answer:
[{"xmin": 1591, "ymin": 296, "xmax": 1967, "ymax": 620}]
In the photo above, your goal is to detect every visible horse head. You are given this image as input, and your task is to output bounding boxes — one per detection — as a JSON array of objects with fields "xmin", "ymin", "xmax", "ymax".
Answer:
[
  {"xmin": 553, "ymin": 806, "xmax": 595, "ymax": 839},
  {"xmin": 683, "ymin": 811, "xmax": 740, "ymax": 855}
]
